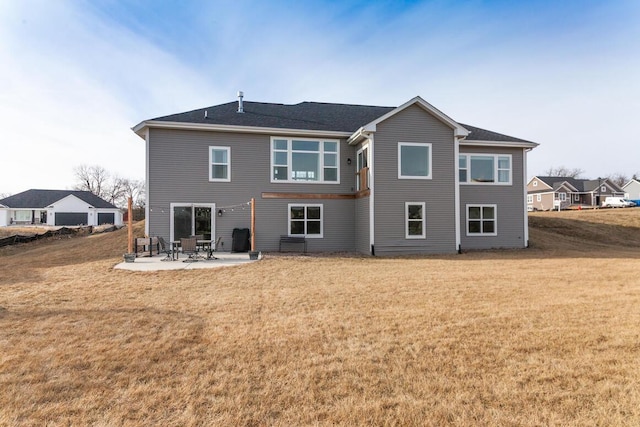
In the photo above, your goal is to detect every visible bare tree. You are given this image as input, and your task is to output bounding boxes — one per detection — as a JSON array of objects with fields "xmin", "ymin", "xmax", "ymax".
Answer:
[
  {"xmin": 0, "ymin": 192, "xmax": 11, "ymax": 199},
  {"xmin": 544, "ymin": 166, "xmax": 584, "ymax": 178},
  {"xmin": 117, "ymin": 178, "xmax": 145, "ymax": 209},
  {"xmin": 73, "ymin": 165, "xmax": 144, "ymax": 208},
  {"xmin": 606, "ymin": 173, "xmax": 629, "ymax": 188},
  {"xmin": 74, "ymin": 165, "xmax": 110, "ymax": 199}
]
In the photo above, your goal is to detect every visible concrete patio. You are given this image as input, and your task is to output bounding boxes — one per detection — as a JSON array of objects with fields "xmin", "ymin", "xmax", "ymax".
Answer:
[{"xmin": 114, "ymin": 251, "xmax": 261, "ymax": 271}]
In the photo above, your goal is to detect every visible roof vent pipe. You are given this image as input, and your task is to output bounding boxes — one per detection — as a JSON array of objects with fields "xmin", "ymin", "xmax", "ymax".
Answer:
[{"xmin": 237, "ymin": 91, "xmax": 244, "ymax": 113}]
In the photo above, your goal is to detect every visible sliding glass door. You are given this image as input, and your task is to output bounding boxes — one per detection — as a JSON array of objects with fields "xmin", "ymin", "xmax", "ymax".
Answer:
[{"xmin": 170, "ymin": 204, "xmax": 215, "ymax": 241}]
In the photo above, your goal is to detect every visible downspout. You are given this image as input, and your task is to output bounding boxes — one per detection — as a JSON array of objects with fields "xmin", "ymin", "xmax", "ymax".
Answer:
[
  {"xmin": 454, "ymin": 135, "xmax": 461, "ymax": 253},
  {"xmin": 145, "ymin": 129, "xmax": 150, "ymax": 237},
  {"xmin": 523, "ymin": 148, "xmax": 531, "ymax": 247},
  {"xmin": 366, "ymin": 131, "xmax": 375, "ymax": 255}
]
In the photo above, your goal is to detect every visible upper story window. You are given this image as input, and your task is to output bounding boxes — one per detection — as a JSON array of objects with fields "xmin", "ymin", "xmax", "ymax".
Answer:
[
  {"xmin": 398, "ymin": 142, "xmax": 432, "ymax": 179},
  {"xmin": 271, "ymin": 137, "xmax": 339, "ymax": 183},
  {"xmin": 459, "ymin": 154, "xmax": 511, "ymax": 185},
  {"xmin": 209, "ymin": 146, "xmax": 230, "ymax": 182}
]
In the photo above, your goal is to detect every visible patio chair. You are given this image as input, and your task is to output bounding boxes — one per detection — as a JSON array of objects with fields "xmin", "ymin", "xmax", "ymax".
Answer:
[
  {"xmin": 180, "ymin": 237, "xmax": 199, "ymax": 262},
  {"xmin": 207, "ymin": 236, "xmax": 222, "ymax": 259},
  {"xmin": 157, "ymin": 236, "xmax": 174, "ymax": 261},
  {"xmin": 191, "ymin": 235, "xmax": 205, "ymax": 259}
]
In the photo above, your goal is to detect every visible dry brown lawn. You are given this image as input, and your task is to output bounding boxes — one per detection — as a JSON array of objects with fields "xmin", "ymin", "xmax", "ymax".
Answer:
[{"xmin": 1, "ymin": 211, "xmax": 640, "ymax": 426}]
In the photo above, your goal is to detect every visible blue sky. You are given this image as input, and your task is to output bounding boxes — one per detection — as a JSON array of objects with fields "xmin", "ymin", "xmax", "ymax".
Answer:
[{"xmin": 1, "ymin": 0, "xmax": 639, "ymax": 195}]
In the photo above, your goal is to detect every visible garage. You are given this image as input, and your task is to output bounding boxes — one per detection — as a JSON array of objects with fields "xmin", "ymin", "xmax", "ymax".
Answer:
[
  {"xmin": 55, "ymin": 212, "xmax": 88, "ymax": 226},
  {"xmin": 97, "ymin": 212, "xmax": 115, "ymax": 225}
]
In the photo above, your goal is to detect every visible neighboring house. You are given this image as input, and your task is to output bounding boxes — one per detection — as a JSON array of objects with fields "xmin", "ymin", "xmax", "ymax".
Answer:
[
  {"xmin": 527, "ymin": 176, "xmax": 625, "ymax": 210},
  {"xmin": 0, "ymin": 189, "xmax": 123, "ymax": 227},
  {"xmin": 622, "ymin": 179, "xmax": 640, "ymax": 202},
  {"xmin": 132, "ymin": 94, "xmax": 538, "ymax": 255}
]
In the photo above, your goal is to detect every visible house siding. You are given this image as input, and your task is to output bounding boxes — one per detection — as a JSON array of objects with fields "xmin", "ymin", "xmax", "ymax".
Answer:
[
  {"xmin": 623, "ymin": 180, "xmax": 640, "ymax": 199},
  {"xmin": 459, "ymin": 146, "xmax": 526, "ymax": 249},
  {"xmin": 147, "ymin": 128, "xmax": 357, "ymax": 251},
  {"xmin": 355, "ymin": 195, "xmax": 370, "ymax": 254},
  {"xmin": 372, "ymin": 104, "xmax": 457, "ymax": 255}
]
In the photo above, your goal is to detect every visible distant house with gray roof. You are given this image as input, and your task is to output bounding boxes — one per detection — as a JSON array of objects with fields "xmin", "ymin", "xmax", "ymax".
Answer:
[
  {"xmin": 133, "ymin": 94, "xmax": 538, "ymax": 254},
  {"xmin": 0, "ymin": 189, "xmax": 122, "ymax": 227},
  {"xmin": 527, "ymin": 176, "xmax": 625, "ymax": 210}
]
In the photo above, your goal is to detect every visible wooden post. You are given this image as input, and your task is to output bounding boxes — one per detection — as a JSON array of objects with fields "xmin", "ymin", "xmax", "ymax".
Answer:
[
  {"xmin": 250, "ymin": 197, "xmax": 255, "ymax": 251},
  {"xmin": 127, "ymin": 196, "xmax": 133, "ymax": 254}
]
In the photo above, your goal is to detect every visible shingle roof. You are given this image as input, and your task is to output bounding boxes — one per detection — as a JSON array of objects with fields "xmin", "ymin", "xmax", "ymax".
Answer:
[
  {"xmin": 152, "ymin": 101, "xmax": 395, "ymax": 133},
  {"xmin": 458, "ymin": 123, "xmax": 533, "ymax": 143},
  {"xmin": 149, "ymin": 100, "xmax": 533, "ymax": 143},
  {"xmin": 0, "ymin": 189, "xmax": 118, "ymax": 209},
  {"xmin": 535, "ymin": 177, "xmax": 623, "ymax": 193}
]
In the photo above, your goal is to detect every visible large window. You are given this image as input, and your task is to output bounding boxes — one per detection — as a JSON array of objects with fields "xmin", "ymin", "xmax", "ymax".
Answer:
[
  {"xmin": 467, "ymin": 204, "xmax": 497, "ymax": 236},
  {"xmin": 288, "ymin": 204, "xmax": 323, "ymax": 238},
  {"xmin": 459, "ymin": 154, "xmax": 511, "ymax": 184},
  {"xmin": 209, "ymin": 146, "xmax": 230, "ymax": 182},
  {"xmin": 14, "ymin": 210, "xmax": 31, "ymax": 222},
  {"xmin": 405, "ymin": 202, "xmax": 426, "ymax": 239},
  {"xmin": 272, "ymin": 138, "xmax": 339, "ymax": 183},
  {"xmin": 398, "ymin": 142, "xmax": 432, "ymax": 179}
]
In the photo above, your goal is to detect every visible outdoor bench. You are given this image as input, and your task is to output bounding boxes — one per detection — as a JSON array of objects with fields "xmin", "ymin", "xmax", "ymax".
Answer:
[
  {"xmin": 279, "ymin": 235, "xmax": 307, "ymax": 253},
  {"xmin": 135, "ymin": 237, "xmax": 160, "ymax": 257}
]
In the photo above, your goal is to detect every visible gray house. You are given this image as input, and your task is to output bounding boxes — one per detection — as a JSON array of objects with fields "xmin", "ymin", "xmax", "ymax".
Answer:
[
  {"xmin": 527, "ymin": 176, "xmax": 625, "ymax": 210},
  {"xmin": 133, "ymin": 95, "xmax": 537, "ymax": 255}
]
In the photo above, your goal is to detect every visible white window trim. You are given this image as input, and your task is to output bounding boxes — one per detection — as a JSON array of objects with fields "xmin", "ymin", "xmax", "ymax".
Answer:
[
  {"xmin": 574, "ymin": 194, "xmax": 580, "ymax": 201},
  {"xmin": 537, "ymin": 194, "xmax": 542, "ymax": 202},
  {"xmin": 533, "ymin": 180, "xmax": 538, "ymax": 187},
  {"xmin": 270, "ymin": 137, "xmax": 340, "ymax": 184},
  {"xmin": 398, "ymin": 142, "xmax": 432, "ymax": 180},
  {"xmin": 459, "ymin": 154, "xmax": 512, "ymax": 185},
  {"xmin": 527, "ymin": 195, "xmax": 533, "ymax": 203},
  {"xmin": 169, "ymin": 203, "xmax": 216, "ymax": 242},
  {"xmin": 559, "ymin": 192, "xmax": 567, "ymax": 201},
  {"xmin": 466, "ymin": 204, "xmax": 498, "ymax": 237},
  {"xmin": 287, "ymin": 203, "xmax": 323, "ymax": 238},
  {"xmin": 405, "ymin": 202, "xmax": 426, "ymax": 239},
  {"xmin": 209, "ymin": 146, "xmax": 231, "ymax": 182}
]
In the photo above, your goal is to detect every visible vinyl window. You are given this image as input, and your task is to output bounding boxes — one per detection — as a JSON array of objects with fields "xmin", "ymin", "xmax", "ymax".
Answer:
[
  {"xmin": 467, "ymin": 204, "xmax": 497, "ymax": 236},
  {"xmin": 405, "ymin": 202, "xmax": 426, "ymax": 239},
  {"xmin": 459, "ymin": 154, "xmax": 512, "ymax": 185},
  {"xmin": 209, "ymin": 146, "xmax": 230, "ymax": 182},
  {"xmin": 271, "ymin": 137, "xmax": 339, "ymax": 183},
  {"xmin": 288, "ymin": 204, "xmax": 323, "ymax": 238},
  {"xmin": 398, "ymin": 142, "xmax": 432, "ymax": 179}
]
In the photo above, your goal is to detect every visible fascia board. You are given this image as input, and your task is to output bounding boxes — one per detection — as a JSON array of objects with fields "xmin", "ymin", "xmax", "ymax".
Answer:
[
  {"xmin": 461, "ymin": 140, "xmax": 539, "ymax": 149},
  {"xmin": 622, "ymin": 179, "xmax": 639, "ymax": 189},
  {"xmin": 347, "ymin": 124, "xmax": 376, "ymax": 145},
  {"xmin": 361, "ymin": 96, "xmax": 469, "ymax": 138},
  {"xmin": 133, "ymin": 120, "xmax": 352, "ymax": 139}
]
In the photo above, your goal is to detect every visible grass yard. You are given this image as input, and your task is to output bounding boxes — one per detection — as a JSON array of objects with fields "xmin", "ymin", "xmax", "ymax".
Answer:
[{"xmin": 1, "ymin": 210, "xmax": 640, "ymax": 425}]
